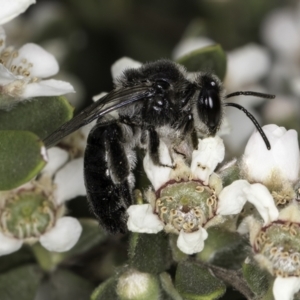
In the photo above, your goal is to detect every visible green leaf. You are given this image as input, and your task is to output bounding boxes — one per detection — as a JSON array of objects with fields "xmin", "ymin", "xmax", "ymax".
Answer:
[
  {"xmin": 197, "ymin": 227, "xmax": 249, "ymax": 269},
  {"xmin": 35, "ymin": 269, "xmax": 94, "ymax": 300},
  {"xmin": 176, "ymin": 44, "xmax": 227, "ymax": 80},
  {"xmin": 91, "ymin": 277, "xmax": 118, "ymax": 300},
  {"xmin": 0, "ymin": 130, "xmax": 47, "ymax": 190},
  {"xmin": 0, "ymin": 264, "xmax": 43, "ymax": 300},
  {"xmin": 242, "ymin": 258, "xmax": 271, "ymax": 297},
  {"xmin": 0, "ymin": 96, "xmax": 73, "ymax": 140},
  {"xmin": 175, "ymin": 261, "xmax": 226, "ymax": 300},
  {"xmin": 128, "ymin": 232, "xmax": 172, "ymax": 274},
  {"xmin": 160, "ymin": 272, "xmax": 183, "ymax": 300}
]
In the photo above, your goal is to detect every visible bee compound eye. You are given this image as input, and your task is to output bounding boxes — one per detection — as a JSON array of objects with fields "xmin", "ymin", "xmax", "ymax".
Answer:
[{"xmin": 155, "ymin": 79, "xmax": 170, "ymax": 91}]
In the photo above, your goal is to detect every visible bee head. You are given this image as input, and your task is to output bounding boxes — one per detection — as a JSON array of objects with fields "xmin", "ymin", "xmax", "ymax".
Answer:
[{"xmin": 195, "ymin": 74, "xmax": 223, "ymax": 135}]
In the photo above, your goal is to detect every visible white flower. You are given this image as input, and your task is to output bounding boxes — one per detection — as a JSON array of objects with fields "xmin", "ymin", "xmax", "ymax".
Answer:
[
  {"xmin": 273, "ymin": 276, "xmax": 300, "ymax": 300},
  {"xmin": 0, "ymin": 147, "xmax": 85, "ymax": 256},
  {"xmin": 0, "ymin": 0, "xmax": 35, "ymax": 25},
  {"xmin": 242, "ymin": 124, "xmax": 300, "ymax": 183},
  {"xmin": 177, "ymin": 228, "xmax": 208, "ymax": 255},
  {"xmin": 127, "ymin": 204, "xmax": 164, "ymax": 234},
  {"xmin": 128, "ymin": 136, "xmax": 224, "ymax": 255},
  {"xmin": 191, "ymin": 136, "xmax": 225, "ymax": 185},
  {"xmin": 217, "ymin": 180, "xmax": 279, "ymax": 225},
  {"xmin": 0, "ymin": 27, "xmax": 74, "ymax": 104},
  {"xmin": 225, "ymin": 44, "xmax": 271, "ymax": 90}
]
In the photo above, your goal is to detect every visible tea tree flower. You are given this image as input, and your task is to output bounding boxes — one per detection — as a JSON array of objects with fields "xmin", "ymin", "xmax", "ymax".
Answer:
[
  {"xmin": 241, "ymin": 205, "xmax": 300, "ymax": 300},
  {"xmin": 0, "ymin": 27, "xmax": 74, "ymax": 107},
  {"xmin": 0, "ymin": 147, "xmax": 85, "ymax": 256},
  {"xmin": 242, "ymin": 124, "xmax": 300, "ymax": 183},
  {"xmin": 127, "ymin": 136, "xmax": 225, "ymax": 255},
  {"xmin": 0, "ymin": 0, "xmax": 36, "ymax": 25}
]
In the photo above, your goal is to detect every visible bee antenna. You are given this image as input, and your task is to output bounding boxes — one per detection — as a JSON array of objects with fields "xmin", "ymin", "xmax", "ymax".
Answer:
[
  {"xmin": 224, "ymin": 102, "xmax": 271, "ymax": 150},
  {"xmin": 226, "ymin": 91, "xmax": 275, "ymax": 99}
]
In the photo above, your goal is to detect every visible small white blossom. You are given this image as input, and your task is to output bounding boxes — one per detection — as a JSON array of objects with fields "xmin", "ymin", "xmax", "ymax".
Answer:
[
  {"xmin": 218, "ymin": 180, "xmax": 279, "ymax": 225},
  {"xmin": 177, "ymin": 228, "xmax": 208, "ymax": 255},
  {"xmin": 243, "ymin": 124, "xmax": 300, "ymax": 183},
  {"xmin": 273, "ymin": 276, "xmax": 300, "ymax": 300},
  {"xmin": 0, "ymin": 0, "xmax": 35, "ymax": 25},
  {"xmin": 225, "ymin": 44, "xmax": 271, "ymax": 90},
  {"xmin": 127, "ymin": 204, "xmax": 164, "ymax": 234},
  {"xmin": 191, "ymin": 136, "xmax": 225, "ymax": 185},
  {"xmin": 0, "ymin": 28, "xmax": 74, "ymax": 105},
  {"xmin": 0, "ymin": 147, "xmax": 85, "ymax": 256}
]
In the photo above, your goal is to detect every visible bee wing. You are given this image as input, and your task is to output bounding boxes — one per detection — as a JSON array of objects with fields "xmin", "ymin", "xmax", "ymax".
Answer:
[{"xmin": 43, "ymin": 85, "xmax": 154, "ymax": 148}]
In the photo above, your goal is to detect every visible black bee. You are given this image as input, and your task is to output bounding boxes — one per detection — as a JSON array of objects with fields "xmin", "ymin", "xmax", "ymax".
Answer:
[{"xmin": 44, "ymin": 59, "xmax": 274, "ymax": 233}]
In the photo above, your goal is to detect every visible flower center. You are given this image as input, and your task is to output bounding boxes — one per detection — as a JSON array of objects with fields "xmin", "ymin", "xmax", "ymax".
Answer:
[
  {"xmin": 0, "ymin": 190, "xmax": 56, "ymax": 239},
  {"xmin": 254, "ymin": 221, "xmax": 300, "ymax": 277},
  {"xmin": 0, "ymin": 46, "xmax": 34, "ymax": 78},
  {"xmin": 156, "ymin": 180, "xmax": 217, "ymax": 233}
]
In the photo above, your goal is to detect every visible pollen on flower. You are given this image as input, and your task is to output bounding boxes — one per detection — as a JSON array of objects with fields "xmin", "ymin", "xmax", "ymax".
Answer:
[
  {"xmin": 153, "ymin": 179, "xmax": 219, "ymax": 234},
  {"xmin": 253, "ymin": 221, "xmax": 300, "ymax": 277},
  {"xmin": 0, "ymin": 183, "xmax": 61, "ymax": 241}
]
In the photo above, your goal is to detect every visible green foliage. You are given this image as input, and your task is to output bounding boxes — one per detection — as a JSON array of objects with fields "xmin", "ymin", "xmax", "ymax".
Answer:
[
  {"xmin": 128, "ymin": 232, "xmax": 172, "ymax": 274},
  {"xmin": 0, "ymin": 265, "xmax": 43, "ymax": 300},
  {"xmin": 0, "ymin": 96, "xmax": 73, "ymax": 140},
  {"xmin": 175, "ymin": 261, "xmax": 226, "ymax": 300},
  {"xmin": 176, "ymin": 45, "xmax": 227, "ymax": 80},
  {"xmin": 0, "ymin": 130, "xmax": 47, "ymax": 190}
]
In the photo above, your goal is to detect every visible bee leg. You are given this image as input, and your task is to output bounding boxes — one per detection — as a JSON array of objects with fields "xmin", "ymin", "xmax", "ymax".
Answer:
[
  {"xmin": 148, "ymin": 127, "xmax": 174, "ymax": 168},
  {"xmin": 84, "ymin": 121, "xmax": 135, "ymax": 234}
]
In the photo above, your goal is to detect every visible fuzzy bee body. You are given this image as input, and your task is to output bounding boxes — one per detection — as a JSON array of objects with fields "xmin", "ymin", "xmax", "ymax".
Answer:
[{"xmin": 44, "ymin": 59, "xmax": 273, "ymax": 233}]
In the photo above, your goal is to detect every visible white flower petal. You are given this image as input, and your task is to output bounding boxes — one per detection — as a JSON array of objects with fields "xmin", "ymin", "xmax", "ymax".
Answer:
[
  {"xmin": 13, "ymin": 43, "xmax": 59, "ymax": 78},
  {"xmin": 225, "ymin": 43, "xmax": 271, "ymax": 89},
  {"xmin": 172, "ymin": 37, "xmax": 215, "ymax": 60},
  {"xmin": 191, "ymin": 136, "xmax": 225, "ymax": 184},
  {"xmin": 243, "ymin": 183, "xmax": 279, "ymax": 225},
  {"xmin": 0, "ymin": 231, "xmax": 23, "ymax": 256},
  {"xmin": 217, "ymin": 180, "xmax": 250, "ymax": 215},
  {"xmin": 111, "ymin": 57, "xmax": 142, "ymax": 81},
  {"xmin": 22, "ymin": 79, "xmax": 75, "ymax": 98},
  {"xmin": 127, "ymin": 204, "xmax": 164, "ymax": 233},
  {"xmin": 42, "ymin": 147, "xmax": 69, "ymax": 177},
  {"xmin": 261, "ymin": 8, "xmax": 300, "ymax": 59},
  {"xmin": 143, "ymin": 140, "xmax": 173, "ymax": 190},
  {"xmin": 0, "ymin": 0, "xmax": 35, "ymax": 25},
  {"xmin": 0, "ymin": 64, "xmax": 17, "ymax": 85},
  {"xmin": 177, "ymin": 228, "xmax": 208, "ymax": 255},
  {"xmin": 273, "ymin": 276, "xmax": 300, "ymax": 300},
  {"xmin": 40, "ymin": 217, "xmax": 82, "ymax": 252},
  {"xmin": 273, "ymin": 129, "xmax": 300, "ymax": 182},
  {"xmin": 218, "ymin": 180, "xmax": 278, "ymax": 225},
  {"xmin": 243, "ymin": 124, "xmax": 300, "ymax": 183},
  {"xmin": 54, "ymin": 158, "xmax": 86, "ymax": 205}
]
